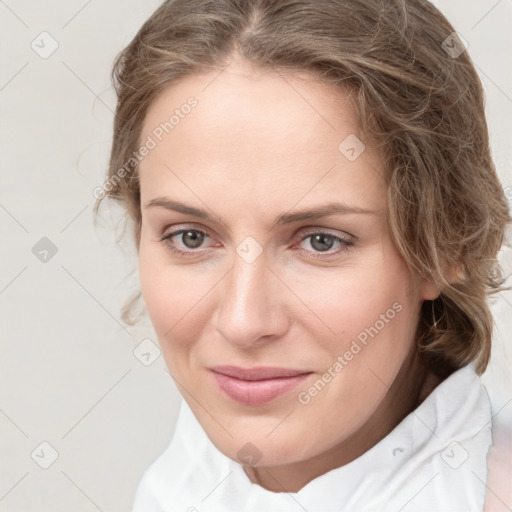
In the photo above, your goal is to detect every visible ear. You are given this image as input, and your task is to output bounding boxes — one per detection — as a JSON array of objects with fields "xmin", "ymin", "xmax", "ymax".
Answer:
[
  {"xmin": 418, "ymin": 262, "xmax": 464, "ymax": 301},
  {"xmin": 418, "ymin": 278, "xmax": 441, "ymax": 301},
  {"xmin": 446, "ymin": 262, "xmax": 465, "ymax": 283}
]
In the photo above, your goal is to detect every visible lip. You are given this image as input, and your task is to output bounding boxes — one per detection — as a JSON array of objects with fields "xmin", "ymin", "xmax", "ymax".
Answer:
[{"xmin": 209, "ymin": 366, "xmax": 312, "ymax": 406}]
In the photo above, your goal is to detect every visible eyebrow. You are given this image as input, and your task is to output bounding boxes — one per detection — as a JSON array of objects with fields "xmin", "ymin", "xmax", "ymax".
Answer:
[{"xmin": 144, "ymin": 197, "xmax": 378, "ymax": 228}]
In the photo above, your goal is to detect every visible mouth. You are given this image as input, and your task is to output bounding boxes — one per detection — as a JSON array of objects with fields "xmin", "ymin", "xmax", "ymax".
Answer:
[{"xmin": 209, "ymin": 365, "xmax": 312, "ymax": 406}]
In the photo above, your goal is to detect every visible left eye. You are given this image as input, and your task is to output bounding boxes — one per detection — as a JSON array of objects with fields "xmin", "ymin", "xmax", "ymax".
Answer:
[{"xmin": 298, "ymin": 232, "xmax": 352, "ymax": 255}]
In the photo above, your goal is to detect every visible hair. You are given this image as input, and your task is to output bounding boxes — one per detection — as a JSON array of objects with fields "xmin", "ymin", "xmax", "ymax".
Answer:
[{"xmin": 95, "ymin": 0, "xmax": 512, "ymax": 377}]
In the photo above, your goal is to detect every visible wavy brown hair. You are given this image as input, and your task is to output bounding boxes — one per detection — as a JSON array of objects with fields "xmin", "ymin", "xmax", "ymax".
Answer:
[{"xmin": 96, "ymin": 0, "xmax": 512, "ymax": 377}]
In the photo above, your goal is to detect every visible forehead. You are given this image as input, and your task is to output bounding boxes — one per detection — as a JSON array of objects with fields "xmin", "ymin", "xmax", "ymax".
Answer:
[{"xmin": 139, "ymin": 60, "xmax": 386, "ymax": 213}]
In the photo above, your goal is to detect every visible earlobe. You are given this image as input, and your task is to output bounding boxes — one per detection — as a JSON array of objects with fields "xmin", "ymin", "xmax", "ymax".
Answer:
[
  {"xmin": 419, "ymin": 262, "xmax": 464, "ymax": 301},
  {"xmin": 419, "ymin": 279, "xmax": 442, "ymax": 301}
]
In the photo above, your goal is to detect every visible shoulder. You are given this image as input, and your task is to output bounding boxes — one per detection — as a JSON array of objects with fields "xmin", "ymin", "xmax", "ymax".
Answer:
[
  {"xmin": 484, "ymin": 411, "xmax": 512, "ymax": 511},
  {"xmin": 132, "ymin": 465, "xmax": 163, "ymax": 511}
]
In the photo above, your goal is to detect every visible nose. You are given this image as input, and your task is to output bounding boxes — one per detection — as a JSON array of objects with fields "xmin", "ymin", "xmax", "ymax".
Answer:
[{"xmin": 213, "ymin": 249, "xmax": 289, "ymax": 348}]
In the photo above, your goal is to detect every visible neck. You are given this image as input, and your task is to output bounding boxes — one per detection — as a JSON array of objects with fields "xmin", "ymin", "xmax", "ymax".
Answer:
[{"xmin": 244, "ymin": 349, "xmax": 440, "ymax": 493}]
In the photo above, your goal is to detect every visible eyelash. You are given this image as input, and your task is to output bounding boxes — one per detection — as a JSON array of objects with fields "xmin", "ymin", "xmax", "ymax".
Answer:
[{"xmin": 157, "ymin": 225, "xmax": 354, "ymax": 259}]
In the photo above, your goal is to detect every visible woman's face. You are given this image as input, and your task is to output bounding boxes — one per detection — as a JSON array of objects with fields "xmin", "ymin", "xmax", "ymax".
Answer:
[{"xmin": 137, "ymin": 59, "xmax": 439, "ymax": 487}]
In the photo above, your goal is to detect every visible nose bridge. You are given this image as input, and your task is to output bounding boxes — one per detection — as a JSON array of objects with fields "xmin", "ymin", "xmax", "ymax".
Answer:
[{"xmin": 214, "ymin": 248, "xmax": 281, "ymax": 346}]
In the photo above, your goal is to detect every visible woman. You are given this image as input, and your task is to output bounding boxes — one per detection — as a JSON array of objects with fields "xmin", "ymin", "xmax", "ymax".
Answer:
[{"xmin": 96, "ymin": 0, "xmax": 512, "ymax": 510}]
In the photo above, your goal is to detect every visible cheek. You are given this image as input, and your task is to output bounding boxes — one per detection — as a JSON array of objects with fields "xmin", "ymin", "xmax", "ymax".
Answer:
[
  {"xmin": 139, "ymin": 246, "xmax": 172, "ymax": 331},
  {"xmin": 292, "ymin": 254, "xmax": 417, "ymax": 393},
  {"xmin": 286, "ymin": 256, "xmax": 413, "ymax": 347},
  {"xmin": 138, "ymin": 244, "xmax": 192, "ymax": 343},
  {"xmin": 138, "ymin": 243, "xmax": 217, "ymax": 365}
]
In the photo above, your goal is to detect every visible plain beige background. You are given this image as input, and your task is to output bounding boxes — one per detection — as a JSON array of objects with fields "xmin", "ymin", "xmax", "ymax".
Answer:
[{"xmin": 0, "ymin": 1, "xmax": 511, "ymax": 510}]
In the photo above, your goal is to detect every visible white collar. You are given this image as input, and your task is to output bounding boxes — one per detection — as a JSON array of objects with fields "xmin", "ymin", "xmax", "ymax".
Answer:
[{"xmin": 133, "ymin": 364, "xmax": 493, "ymax": 511}]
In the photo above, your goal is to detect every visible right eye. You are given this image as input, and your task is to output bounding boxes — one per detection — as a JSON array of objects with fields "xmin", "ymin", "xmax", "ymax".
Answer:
[{"xmin": 158, "ymin": 226, "xmax": 218, "ymax": 256}]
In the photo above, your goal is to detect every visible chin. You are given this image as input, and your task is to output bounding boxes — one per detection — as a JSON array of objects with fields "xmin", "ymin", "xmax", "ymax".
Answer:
[{"xmin": 203, "ymin": 418, "xmax": 316, "ymax": 467}]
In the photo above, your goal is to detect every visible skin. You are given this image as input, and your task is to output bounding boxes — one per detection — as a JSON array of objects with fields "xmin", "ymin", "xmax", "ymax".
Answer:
[{"xmin": 137, "ymin": 57, "xmax": 444, "ymax": 493}]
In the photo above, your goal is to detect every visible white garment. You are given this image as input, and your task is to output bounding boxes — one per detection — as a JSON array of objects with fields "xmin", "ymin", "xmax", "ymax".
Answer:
[{"xmin": 132, "ymin": 365, "xmax": 493, "ymax": 512}]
